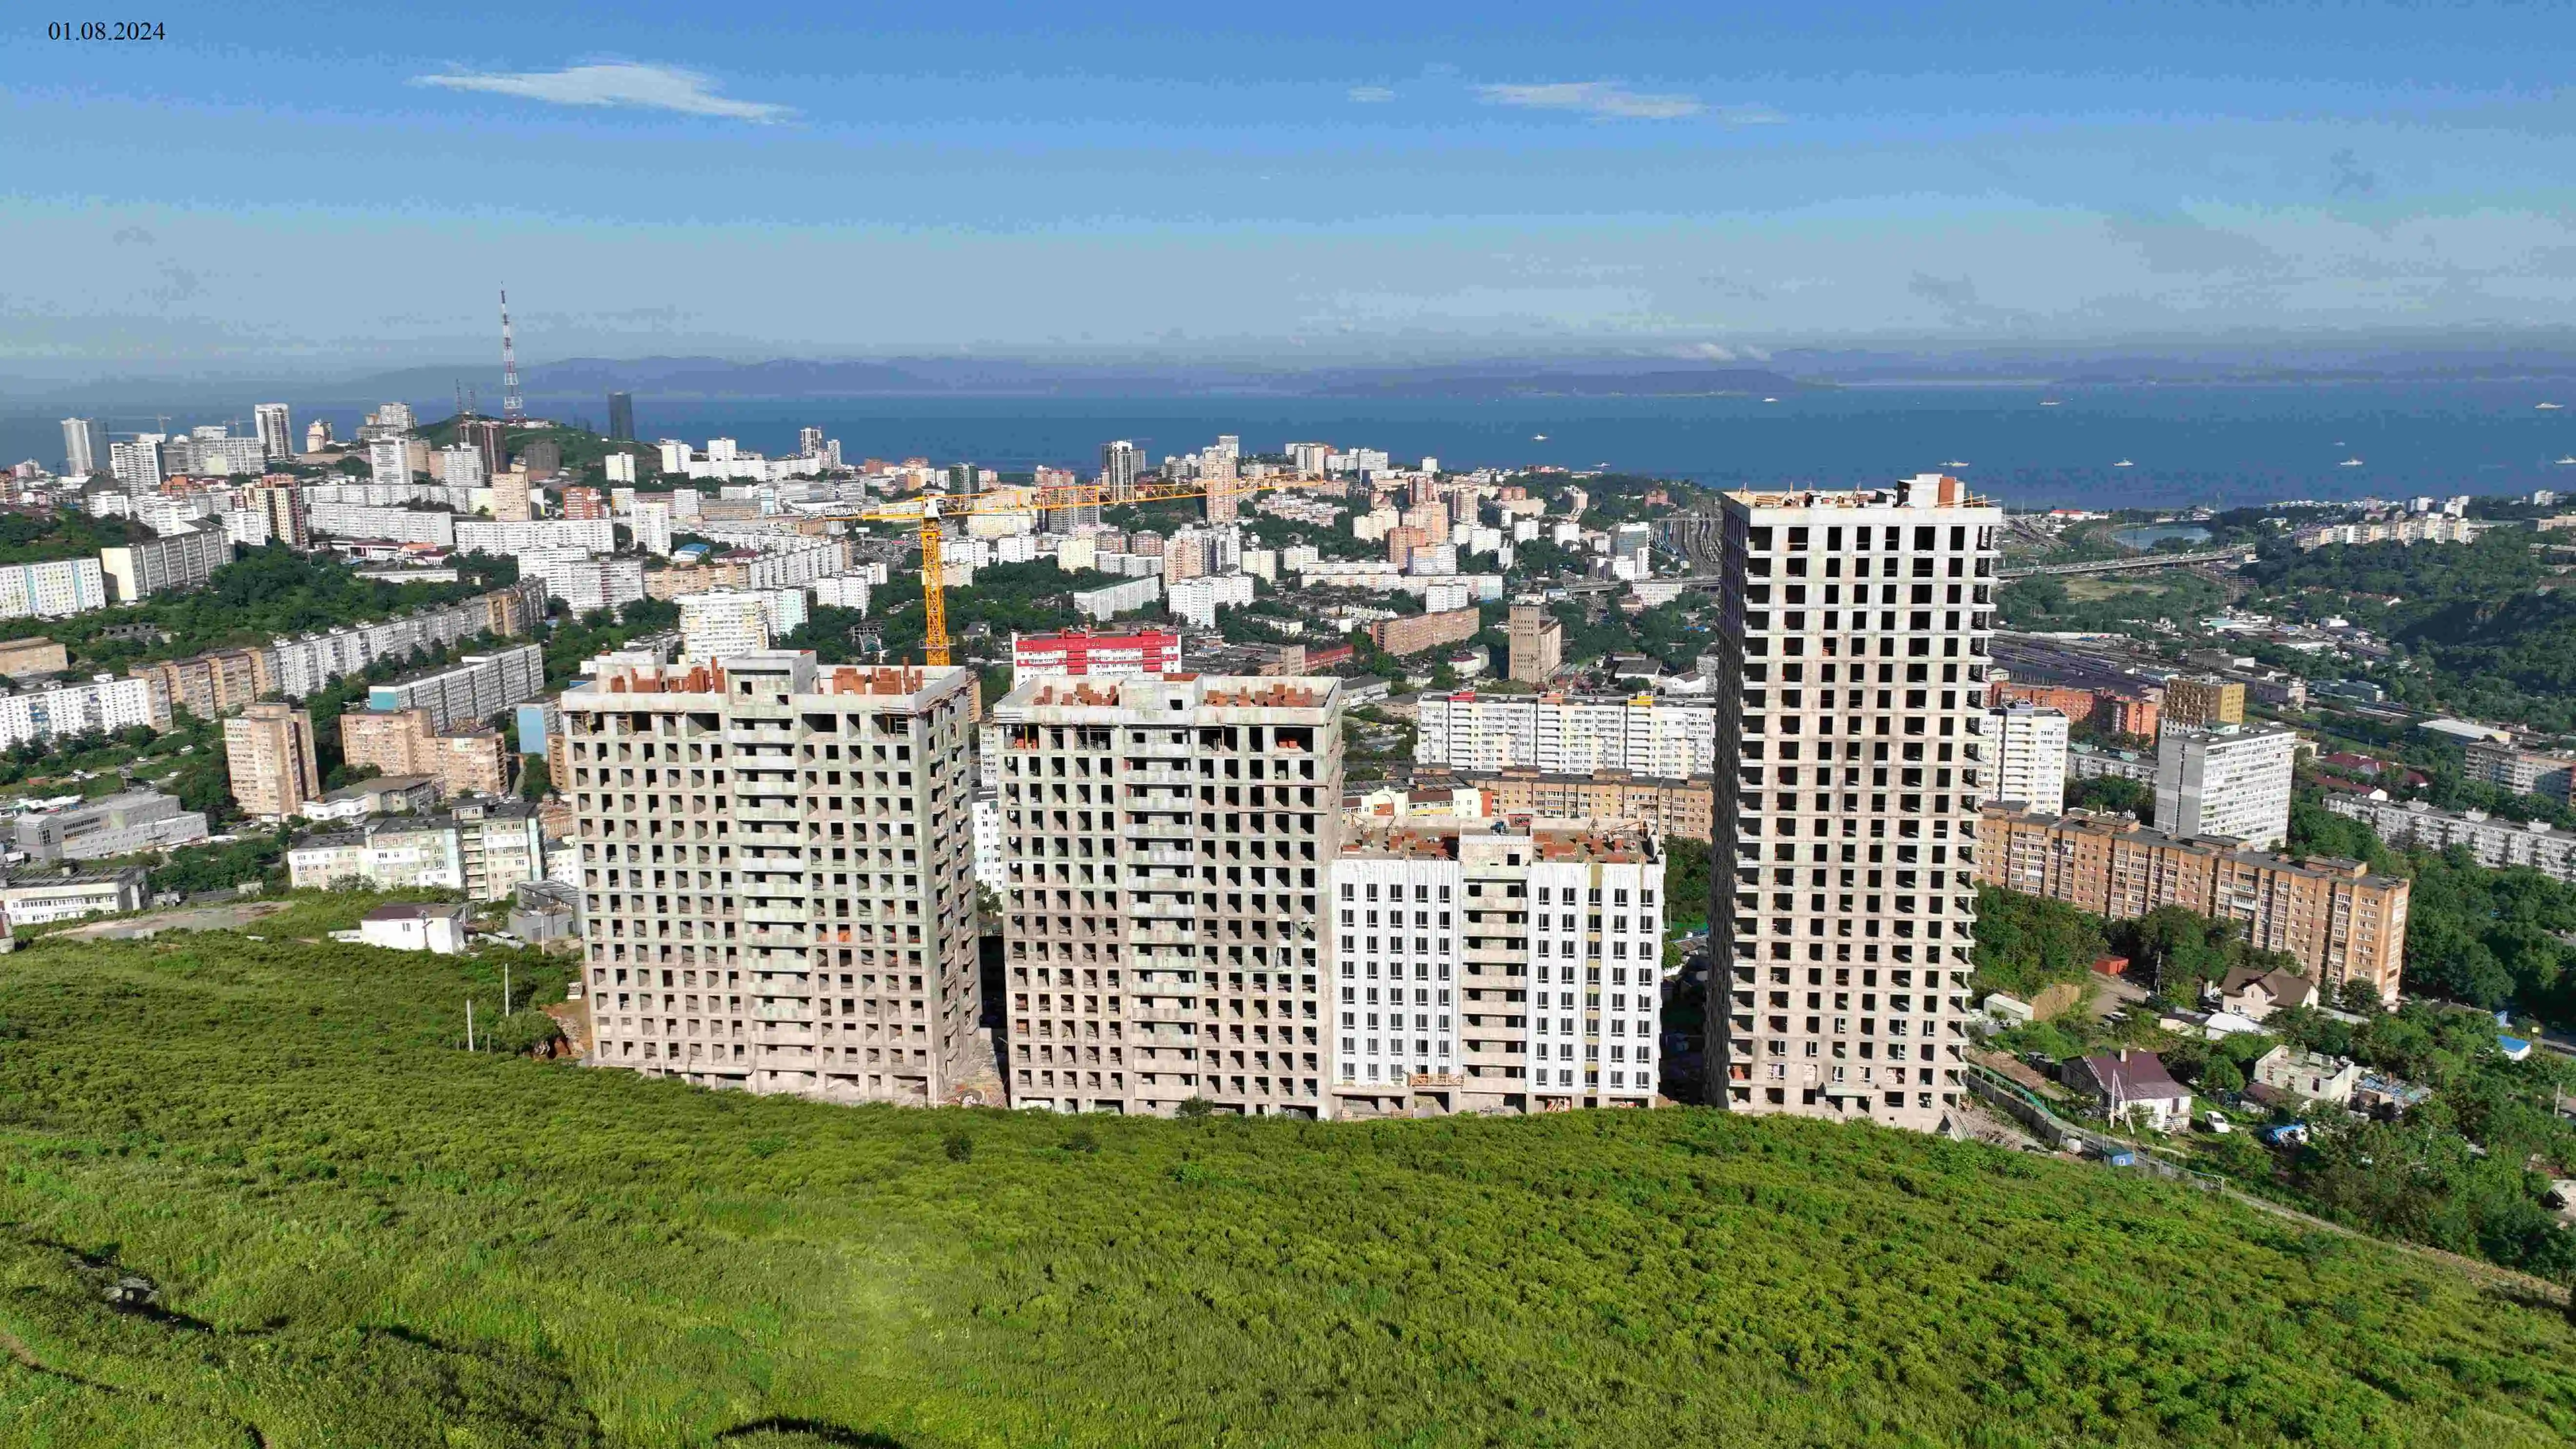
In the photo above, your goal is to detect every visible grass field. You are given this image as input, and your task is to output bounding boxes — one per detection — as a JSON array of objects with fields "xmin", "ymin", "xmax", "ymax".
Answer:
[
  {"xmin": 2061, "ymin": 577, "xmax": 2181, "ymax": 602},
  {"xmin": 4, "ymin": 908, "xmax": 2576, "ymax": 1447}
]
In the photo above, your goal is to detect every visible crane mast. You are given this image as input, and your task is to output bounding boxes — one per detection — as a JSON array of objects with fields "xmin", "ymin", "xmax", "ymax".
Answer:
[{"xmin": 818, "ymin": 474, "xmax": 1314, "ymax": 667}]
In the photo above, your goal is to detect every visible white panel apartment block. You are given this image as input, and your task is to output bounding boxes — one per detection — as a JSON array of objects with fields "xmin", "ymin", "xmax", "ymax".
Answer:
[
  {"xmin": 1415, "ymin": 693, "xmax": 1717, "ymax": 775},
  {"xmin": 1328, "ymin": 849, "xmax": 1465, "ymax": 1093},
  {"xmin": 2155, "ymin": 722, "xmax": 2297, "ymax": 850},
  {"xmin": 1989, "ymin": 702, "xmax": 2070, "ymax": 815},
  {"xmin": 0, "ymin": 559, "xmax": 108, "ymax": 620},
  {"xmin": 1525, "ymin": 852, "xmax": 1664, "ymax": 1104},
  {"xmin": 1328, "ymin": 820, "xmax": 1667, "ymax": 1119}
]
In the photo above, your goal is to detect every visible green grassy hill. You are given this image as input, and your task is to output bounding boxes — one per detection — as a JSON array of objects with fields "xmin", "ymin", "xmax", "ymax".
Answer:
[{"xmin": 2, "ymin": 915, "xmax": 2575, "ymax": 1447}]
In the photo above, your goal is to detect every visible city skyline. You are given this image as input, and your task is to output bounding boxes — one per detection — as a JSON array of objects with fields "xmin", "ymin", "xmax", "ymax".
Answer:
[{"xmin": 10, "ymin": 2, "xmax": 2576, "ymax": 376}]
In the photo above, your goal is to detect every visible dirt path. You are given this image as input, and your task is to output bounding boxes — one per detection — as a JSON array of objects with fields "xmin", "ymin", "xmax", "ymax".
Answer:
[
  {"xmin": 53, "ymin": 900, "xmax": 285, "ymax": 942},
  {"xmin": 2207, "ymin": 1179, "xmax": 2568, "ymax": 1304}
]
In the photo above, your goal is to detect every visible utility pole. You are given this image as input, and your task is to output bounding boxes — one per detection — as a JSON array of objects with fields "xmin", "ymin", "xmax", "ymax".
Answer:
[
  {"xmin": 503, "ymin": 962, "xmax": 512, "ymax": 1017},
  {"xmin": 466, "ymin": 999, "xmax": 475, "ymax": 1052}
]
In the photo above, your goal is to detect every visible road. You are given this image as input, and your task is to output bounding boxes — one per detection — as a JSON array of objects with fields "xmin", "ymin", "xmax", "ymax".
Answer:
[
  {"xmin": 1997, "ymin": 548, "xmax": 2251, "ymax": 580},
  {"xmin": 1968, "ymin": 1062, "xmax": 2568, "ymax": 1308}
]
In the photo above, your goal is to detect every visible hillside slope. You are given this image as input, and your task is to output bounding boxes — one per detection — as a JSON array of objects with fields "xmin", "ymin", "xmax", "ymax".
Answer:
[{"xmin": 0, "ymin": 922, "xmax": 2572, "ymax": 1448}]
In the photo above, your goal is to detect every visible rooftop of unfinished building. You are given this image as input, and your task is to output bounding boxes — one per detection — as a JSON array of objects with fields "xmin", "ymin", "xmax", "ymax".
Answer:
[
  {"xmin": 1010, "ymin": 673, "xmax": 1335, "ymax": 711},
  {"xmin": 572, "ymin": 657, "xmax": 954, "ymax": 701},
  {"xmin": 1531, "ymin": 825, "xmax": 1656, "ymax": 863},
  {"xmin": 1339, "ymin": 825, "xmax": 1468, "ymax": 860},
  {"xmin": 1726, "ymin": 473, "xmax": 1991, "ymax": 510}
]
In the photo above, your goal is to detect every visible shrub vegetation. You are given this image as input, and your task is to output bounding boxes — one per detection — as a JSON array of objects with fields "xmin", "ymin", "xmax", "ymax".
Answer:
[{"xmin": 2, "ymin": 929, "xmax": 2575, "ymax": 1446}]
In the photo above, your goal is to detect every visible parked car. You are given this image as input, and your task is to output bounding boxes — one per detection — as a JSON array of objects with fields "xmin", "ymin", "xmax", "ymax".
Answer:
[{"xmin": 2200, "ymin": 1109, "xmax": 2232, "ymax": 1134}]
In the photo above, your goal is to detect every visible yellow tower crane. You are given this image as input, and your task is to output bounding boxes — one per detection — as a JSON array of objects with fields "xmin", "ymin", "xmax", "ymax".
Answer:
[{"xmin": 820, "ymin": 475, "xmax": 1328, "ymax": 666}]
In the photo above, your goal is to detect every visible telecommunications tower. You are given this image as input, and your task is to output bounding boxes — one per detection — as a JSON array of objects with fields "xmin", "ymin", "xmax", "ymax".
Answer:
[{"xmin": 499, "ymin": 286, "xmax": 525, "ymax": 423}]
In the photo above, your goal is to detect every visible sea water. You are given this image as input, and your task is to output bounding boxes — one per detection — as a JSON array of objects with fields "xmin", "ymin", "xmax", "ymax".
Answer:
[{"xmin": 11, "ymin": 381, "xmax": 2575, "ymax": 510}]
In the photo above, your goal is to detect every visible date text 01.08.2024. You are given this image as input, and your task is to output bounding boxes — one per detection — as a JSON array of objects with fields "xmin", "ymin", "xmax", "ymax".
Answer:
[{"xmin": 48, "ymin": 20, "xmax": 165, "ymax": 40}]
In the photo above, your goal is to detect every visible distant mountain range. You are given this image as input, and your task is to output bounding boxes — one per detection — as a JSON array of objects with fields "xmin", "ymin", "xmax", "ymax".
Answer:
[
  {"xmin": 1304, "ymin": 367, "xmax": 1811, "ymax": 399},
  {"xmin": 18, "ymin": 343, "xmax": 2576, "ymax": 410}
]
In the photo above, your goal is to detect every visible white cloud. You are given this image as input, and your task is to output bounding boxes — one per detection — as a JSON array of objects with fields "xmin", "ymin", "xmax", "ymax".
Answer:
[
  {"xmin": 1476, "ymin": 81, "xmax": 1784, "ymax": 124},
  {"xmin": 413, "ymin": 62, "xmax": 792, "ymax": 122},
  {"xmin": 1478, "ymin": 81, "xmax": 1701, "ymax": 121},
  {"xmin": 1347, "ymin": 85, "xmax": 1397, "ymax": 103}
]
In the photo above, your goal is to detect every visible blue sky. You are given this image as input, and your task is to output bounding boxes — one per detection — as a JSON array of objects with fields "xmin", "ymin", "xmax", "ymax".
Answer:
[{"xmin": 6, "ymin": 0, "xmax": 2576, "ymax": 374}]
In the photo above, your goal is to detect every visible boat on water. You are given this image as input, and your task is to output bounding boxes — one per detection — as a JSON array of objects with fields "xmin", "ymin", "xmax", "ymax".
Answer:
[
  {"xmin": 1761, "ymin": 397, "xmax": 1778, "ymax": 403},
  {"xmin": 1941, "ymin": 460, "xmax": 1970, "ymax": 468},
  {"xmin": 2540, "ymin": 402, "xmax": 2564, "ymax": 411},
  {"xmin": 2557, "ymin": 456, "xmax": 2576, "ymax": 466},
  {"xmin": 1531, "ymin": 433, "xmax": 1548, "ymax": 441},
  {"xmin": 2339, "ymin": 458, "xmax": 2365, "ymax": 467},
  {"xmin": 2041, "ymin": 400, "xmax": 2062, "ymax": 406},
  {"xmin": 2113, "ymin": 459, "xmax": 2134, "ymax": 468}
]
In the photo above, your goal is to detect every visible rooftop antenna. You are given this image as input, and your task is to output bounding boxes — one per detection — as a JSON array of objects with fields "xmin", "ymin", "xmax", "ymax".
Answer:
[
  {"xmin": 500, "ymin": 286, "xmax": 525, "ymax": 423},
  {"xmin": 455, "ymin": 379, "xmax": 468, "ymax": 425}
]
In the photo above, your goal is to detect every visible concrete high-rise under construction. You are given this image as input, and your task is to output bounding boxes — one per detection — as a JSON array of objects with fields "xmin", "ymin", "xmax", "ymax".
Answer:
[
  {"xmin": 995, "ymin": 673, "xmax": 1344, "ymax": 1116},
  {"xmin": 1709, "ymin": 474, "xmax": 2000, "ymax": 1133},
  {"xmin": 563, "ymin": 653, "xmax": 988, "ymax": 1106},
  {"xmin": 1099, "ymin": 440, "xmax": 1142, "ymax": 502}
]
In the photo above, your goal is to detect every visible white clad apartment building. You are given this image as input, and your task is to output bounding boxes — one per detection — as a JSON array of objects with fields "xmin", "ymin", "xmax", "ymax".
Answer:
[
  {"xmin": 1711, "ymin": 475, "xmax": 1998, "ymax": 1133},
  {"xmin": 1525, "ymin": 835, "xmax": 1664, "ymax": 1107},
  {"xmin": 1415, "ymin": 692, "xmax": 1717, "ymax": 776},
  {"xmin": 1988, "ymin": 701, "xmax": 2069, "ymax": 815},
  {"xmin": 996, "ymin": 674, "xmax": 1343, "ymax": 1117},
  {"xmin": 1329, "ymin": 820, "xmax": 1665, "ymax": 1118},
  {"xmin": 1328, "ymin": 835, "xmax": 1466, "ymax": 1105},
  {"xmin": 2156, "ymin": 721, "xmax": 2297, "ymax": 850},
  {"xmin": 564, "ymin": 653, "xmax": 986, "ymax": 1107}
]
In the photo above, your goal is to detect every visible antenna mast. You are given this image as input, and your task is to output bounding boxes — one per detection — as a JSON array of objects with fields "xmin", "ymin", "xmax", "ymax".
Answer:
[{"xmin": 499, "ymin": 286, "xmax": 525, "ymax": 423}]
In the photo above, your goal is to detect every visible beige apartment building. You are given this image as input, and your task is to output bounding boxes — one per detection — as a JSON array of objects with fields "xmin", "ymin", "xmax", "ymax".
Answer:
[
  {"xmin": 132, "ymin": 646, "xmax": 273, "ymax": 721},
  {"xmin": 1367, "ymin": 607, "xmax": 1480, "ymax": 658},
  {"xmin": 2464, "ymin": 736, "xmax": 2576, "ymax": 805},
  {"xmin": 564, "ymin": 654, "xmax": 985, "ymax": 1106},
  {"xmin": 1977, "ymin": 804, "xmax": 2409, "ymax": 1006},
  {"xmin": 1710, "ymin": 475, "xmax": 1999, "ymax": 1132},
  {"xmin": 340, "ymin": 707, "xmax": 511, "ymax": 798},
  {"xmin": 995, "ymin": 673, "xmax": 1344, "ymax": 1117},
  {"xmin": 1412, "ymin": 765, "xmax": 1715, "ymax": 840},
  {"xmin": 223, "ymin": 702, "xmax": 321, "ymax": 819},
  {"xmin": 2160, "ymin": 676, "xmax": 2246, "ymax": 728},
  {"xmin": 1507, "ymin": 601, "xmax": 1563, "ymax": 684},
  {"xmin": 0, "ymin": 638, "xmax": 69, "ymax": 679}
]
